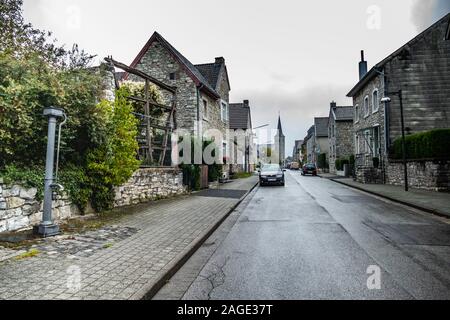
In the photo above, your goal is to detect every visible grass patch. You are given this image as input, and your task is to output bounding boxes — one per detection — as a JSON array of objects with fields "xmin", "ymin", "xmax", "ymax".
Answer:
[
  {"xmin": 103, "ymin": 243, "xmax": 113, "ymax": 249},
  {"xmin": 15, "ymin": 248, "xmax": 40, "ymax": 260}
]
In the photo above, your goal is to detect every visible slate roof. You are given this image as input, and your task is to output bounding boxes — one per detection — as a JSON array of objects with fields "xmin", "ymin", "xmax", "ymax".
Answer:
[
  {"xmin": 195, "ymin": 63, "xmax": 222, "ymax": 90},
  {"xmin": 314, "ymin": 117, "xmax": 329, "ymax": 137},
  {"xmin": 277, "ymin": 116, "xmax": 284, "ymax": 136},
  {"xmin": 229, "ymin": 102, "xmax": 251, "ymax": 130},
  {"xmin": 125, "ymin": 32, "xmax": 220, "ymax": 98},
  {"xmin": 332, "ymin": 106, "xmax": 353, "ymax": 121},
  {"xmin": 347, "ymin": 13, "xmax": 450, "ymax": 97}
]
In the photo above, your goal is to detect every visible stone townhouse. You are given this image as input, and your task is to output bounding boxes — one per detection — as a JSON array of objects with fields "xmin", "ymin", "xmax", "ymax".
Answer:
[
  {"xmin": 122, "ymin": 31, "xmax": 231, "ymax": 167},
  {"xmin": 347, "ymin": 13, "xmax": 450, "ymax": 188},
  {"xmin": 229, "ymin": 99, "xmax": 254, "ymax": 173},
  {"xmin": 327, "ymin": 101, "xmax": 354, "ymax": 173},
  {"xmin": 306, "ymin": 125, "xmax": 315, "ymax": 164},
  {"xmin": 292, "ymin": 140, "xmax": 303, "ymax": 163},
  {"xmin": 313, "ymin": 117, "xmax": 329, "ymax": 168}
]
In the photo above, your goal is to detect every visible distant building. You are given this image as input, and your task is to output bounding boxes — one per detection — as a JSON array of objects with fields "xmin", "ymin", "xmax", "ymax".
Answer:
[
  {"xmin": 229, "ymin": 100, "xmax": 253, "ymax": 173},
  {"xmin": 328, "ymin": 101, "xmax": 354, "ymax": 173},
  {"xmin": 313, "ymin": 117, "xmax": 329, "ymax": 168},
  {"xmin": 347, "ymin": 13, "xmax": 450, "ymax": 186},
  {"xmin": 292, "ymin": 140, "xmax": 303, "ymax": 163},
  {"xmin": 306, "ymin": 125, "xmax": 315, "ymax": 164}
]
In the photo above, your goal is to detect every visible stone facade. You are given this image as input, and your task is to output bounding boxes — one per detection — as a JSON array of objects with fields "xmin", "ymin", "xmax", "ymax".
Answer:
[
  {"xmin": 0, "ymin": 168, "xmax": 187, "ymax": 233},
  {"xmin": 113, "ymin": 167, "xmax": 186, "ymax": 207},
  {"xmin": 386, "ymin": 160, "xmax": 450, "ymax": 191},
  {"xmin": 348, "ymin": 14, "xmax": 450, "ymax": 185},
  {"xmin": 0, "ymin": 182, "xmax": 79, "ymax": 233},
  {"xmin": 328, "ymin": 103, "xmax": 354, "ymax": 173},
  {"xmin": 130, "ymin": 40, "xmax": 198, "ymax": 133}
]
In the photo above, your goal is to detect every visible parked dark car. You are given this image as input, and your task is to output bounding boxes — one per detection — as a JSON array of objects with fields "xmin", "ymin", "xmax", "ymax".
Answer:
[
  {"xmin": 259, "ymin": 164, "xmax": 285, "ymax": 186},
  {"xmin": 301, "ymin": 164, "xmax": 317, "ymax": 176}
]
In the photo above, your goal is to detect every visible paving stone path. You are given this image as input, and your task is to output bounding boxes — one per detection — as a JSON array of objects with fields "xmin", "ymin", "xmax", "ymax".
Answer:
[{"xmin": 0, "ymin": 177, "xmax": 257, "ymax": 300}]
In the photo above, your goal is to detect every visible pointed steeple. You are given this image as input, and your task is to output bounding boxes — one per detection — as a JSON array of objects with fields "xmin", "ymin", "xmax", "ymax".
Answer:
[{"xmin": 277, "ymin": 115, "xmax": 284, "ymax": 137}]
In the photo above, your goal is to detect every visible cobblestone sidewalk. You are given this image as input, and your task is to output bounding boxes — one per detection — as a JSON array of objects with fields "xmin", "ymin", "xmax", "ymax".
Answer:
[{"xmin": 0, "ymin": 176, "xmax": 258, "ymax": 300}]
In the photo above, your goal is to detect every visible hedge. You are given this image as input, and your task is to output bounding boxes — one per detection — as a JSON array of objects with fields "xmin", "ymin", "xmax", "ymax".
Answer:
[
  {"xmin": 390, "ymin": 129, "xmax": 450, "ymax": 160},
  {"xmin": 335, "ymin": 158, "xmax": 350, "ymax": 171}
]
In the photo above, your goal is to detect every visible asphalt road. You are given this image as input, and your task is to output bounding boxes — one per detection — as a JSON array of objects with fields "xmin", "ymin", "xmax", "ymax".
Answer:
[{"xmin": 157, "ymin": 171, "xmax": 450, "ymax": 300}]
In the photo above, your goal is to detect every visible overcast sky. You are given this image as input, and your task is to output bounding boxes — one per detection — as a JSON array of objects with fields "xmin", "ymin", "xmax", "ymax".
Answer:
[{"xmin": 23, "ymin": 0, "xmax": 450, "ymax": 154}]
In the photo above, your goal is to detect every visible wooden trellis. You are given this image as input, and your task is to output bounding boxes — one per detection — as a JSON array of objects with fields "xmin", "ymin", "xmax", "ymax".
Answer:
[{"xmin": 105, "ymin": 57, "xmax": 177, "ymax": 166}]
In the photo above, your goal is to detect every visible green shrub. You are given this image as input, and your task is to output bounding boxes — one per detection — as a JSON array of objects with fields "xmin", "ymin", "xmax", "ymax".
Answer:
[
  {"xmin": 349, "ymin": 154, "xmax": 355, "ymax": 165},
  {"xmin": 317, "ymin": 153, "xmax": 328, "ymax": 169},
  {"xmin": 391, "ymin": 129, "xmax": 450, "ymax": 160},
  {"xmin": 372, "ymin": 157, "xmax": 380, "ymax": 168},
  {"xmin": 335, "ymin": 158, "xmax": 350, "ymax": 171},
  {"xmin": 0, "ymin": 164, "xmax": 90, "ymax": 210}
]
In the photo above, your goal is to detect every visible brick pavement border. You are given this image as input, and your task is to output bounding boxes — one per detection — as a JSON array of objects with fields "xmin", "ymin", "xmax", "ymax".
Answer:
[{"xmin": 130, "ymin": 179, "xmax": 259, "ymax": 300}]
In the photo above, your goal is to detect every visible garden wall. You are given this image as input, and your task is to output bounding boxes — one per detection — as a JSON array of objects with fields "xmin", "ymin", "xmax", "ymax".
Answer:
[
  {"xmin": 386, "ymin": 160, "xmax": 450, "ymax": 191},
  {"xmin": 113, "ymin": 167, "xmax": 186, "ymax": 207},
  {"xmin": 0, "ymin": 167, "xmax": 186, "ymax": 232}
]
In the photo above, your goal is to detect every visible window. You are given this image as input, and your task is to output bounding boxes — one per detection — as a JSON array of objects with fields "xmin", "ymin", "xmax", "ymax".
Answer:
[
  {"xmin": 202, "ymin": 99, "xmax": 208, "ymax": 119},
  {"xmin": 169, "ymin": 72, "xmax": 176, "ymax": 80},
  {"xmin": 355, "ymin": 104, "xmax": 359, "ymax": 123},
  {"xmin": 372, "ymin": 89, "xmax": 379, "ymax": 113},
  {"xmin": 364, "ymin": 96, "xmax": 370, "ymax": 118},
  {"xmin": 222, "ymin": 142, "xmax": 227, "ymax": 160},
  {"xmin": 355, "ymin": 134, "xmax": 360, "ymax": 154},
  {"xmin": 221, "ymin": 101, "xmax": 228, "ymax": 122}
]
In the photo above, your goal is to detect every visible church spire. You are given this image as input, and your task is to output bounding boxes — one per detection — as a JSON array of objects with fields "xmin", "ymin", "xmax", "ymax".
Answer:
[{"xmin": 277, "ymin": 114, "xmax": 284, "ymax": 136}]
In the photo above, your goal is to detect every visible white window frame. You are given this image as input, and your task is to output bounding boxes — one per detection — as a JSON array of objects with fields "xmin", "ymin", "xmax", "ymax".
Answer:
[
  {"xmin": 372, "ymin": 89, "xmax": 379, "ymax": 113},
  {"xmin": 355, "ymin": 104, "xmax": 359, "ymax": 123},
  {"xmin": 363, "ymin": 95, "xmax": 370, "ymax": 118},
  {"xmin": 220, "ymin": 100, "xmax": 228, "ymax": 122}
]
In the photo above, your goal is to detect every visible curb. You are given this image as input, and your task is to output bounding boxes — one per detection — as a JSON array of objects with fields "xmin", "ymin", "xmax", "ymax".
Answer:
[
  {"xmin": 131, "ymin": 179, "xmax": 259, "ymax": 300},
  {"xmin": 328, "ymin": 178, "xmax": 450, "ymax": 219}
]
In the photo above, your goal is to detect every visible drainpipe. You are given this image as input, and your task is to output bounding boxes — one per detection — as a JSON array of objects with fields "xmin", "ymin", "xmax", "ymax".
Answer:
[
  {"xmin": 196, "ymin": 84, "xmax": 204, "ymax": 138},
  {"xmin": 383, "ymin": 72, "xmax": 390, "ymax": 184}
]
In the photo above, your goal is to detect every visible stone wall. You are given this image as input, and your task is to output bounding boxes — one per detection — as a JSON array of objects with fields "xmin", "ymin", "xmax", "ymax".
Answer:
[
  {"xmin": 0, "ymin": 182, "xmax": 79, "ymax": 233},
  {"xmin": 355, "ymin": 167, "xmax": 383, "ymax": 184},
  {"xmin": 386, "ymin": 160, "xmax": 450, "ymax": 191},
  {"xmin": 113, "ymin": 167, "xmax": 186, "ymax": 207},
  {"xmin": 0, "ymin": 168, "xmax": 187, "ymax": 233}
]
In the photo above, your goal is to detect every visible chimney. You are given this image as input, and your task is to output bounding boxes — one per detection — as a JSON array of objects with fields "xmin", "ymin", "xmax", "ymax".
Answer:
[
  {"xmin": 215, "ymin": 57, "xmax": 225, "ymax": 64},
  {"xmin": 243, "ymin": 99, "xmax": 249, "ymax": 107},
  {"xmin": 330, "ymin": 101, "xmax": 337, "ymax": 108},
  {"xmin": 359, "ymin": 50, "xmax": 368, "ymax": 80}
]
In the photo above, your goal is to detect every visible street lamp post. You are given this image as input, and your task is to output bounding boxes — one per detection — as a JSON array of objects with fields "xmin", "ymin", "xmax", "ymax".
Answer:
[
  {"xmin": 35, "ymin": 107, "xmax": 65, "ymax": 237},
  {"xmin": 381, "ymin": 90, "xmax": 408, "ymax": 191}
]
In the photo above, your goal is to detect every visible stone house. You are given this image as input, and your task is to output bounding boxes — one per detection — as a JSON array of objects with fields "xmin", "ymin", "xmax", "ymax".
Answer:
[
  {"xmin": 292, "ymin": 140, "xmax": 303, "ymax": 163},
  {"xmin": 229, "ymin": 100, "xmax": 254, "ymax": 173},
  {"xmin": 306, "ymin": 125, "xmax": 315, "ymax": 164},
  {"xmin": 347, "ymin": 13, "xmax": 450, "ymax": 189},
  {"xmin": 327, "ymin": 101, "xmax": 354, "ymax": 173},
  {"xmin": 313, "ymin": 117, "xmax": 330, "ymax": 167},
  {"xmin": 122, "ymin": 31, "xmax": 231, "ymax": 167}
]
